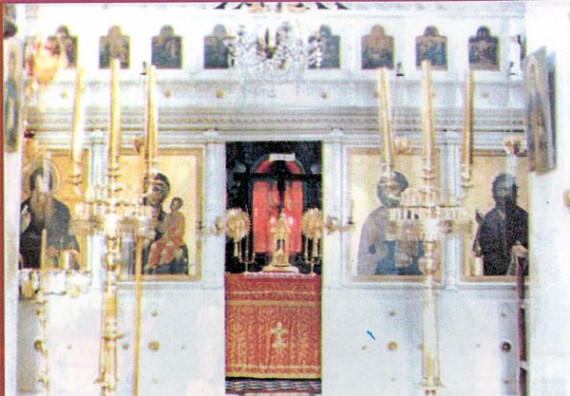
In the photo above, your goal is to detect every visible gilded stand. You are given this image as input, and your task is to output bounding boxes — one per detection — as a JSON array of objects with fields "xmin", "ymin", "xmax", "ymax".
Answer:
[
  {"xmin": 71, "ymin": 59, "xmax": 155, "ymax": 396},
  {"xmin": 226, "ymin": 208, "xmax": 258, "ymax": 272},
  {"xmin": 376, "ymin": 63, "xmax": 475, "ymax": 395},
  {"xmin": 264, "ymin": 211, "xmax": 299, "ymax": 273},
  {"xmin": 301, "ymin": 208, "xmax": 324, "ymax": 275}
]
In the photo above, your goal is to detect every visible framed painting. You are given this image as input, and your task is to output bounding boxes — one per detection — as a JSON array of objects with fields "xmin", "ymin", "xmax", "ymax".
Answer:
[
  {"xmin": 525, "ymin": 47, "xmax": 556, "ymax": 172},
  {"xmin": 99, "ymin": 25, "xmax": 130, "ymax": 69},
  {"xmin": 309, "ymin": 25, "xmax": 340, "ymax": 69},
  {"xmin": 4, "ymin": 39, "xmax": 22, "ymax": 153},
  {"xmin": 204, "ymin": 25, "xmax": 230, "ymax": 70},
  {"xmin": 361, "ymin": 25, "xmax": 394, "ymax": 70},
  {"xmin": 416, "ymin": 26, "xmax": 447, "ymax": 71},
  {"xmin": 462, "ymin": 150, "xmax": 529, "ymax": 280},
  {"xmin": 152, "ymin": 25, "xmax": 182, "ymax": 69},
  {"xmin": 20, "ymin": 148, "xmax": 90, "ymax": 271},
  {"xmin": 468, "ymin": 26, "xmax": 499, "ymax": 71},
  {"xmin": 52, "ymin": 25, "xmax": 78, "ymax": 68},
  {"xmin": 348, "ymin": 147, "xmax": 442, "ymax": 281},
  {"xmin": 117, "ymin": 148, "xmax": 204, "ymax": 281}
]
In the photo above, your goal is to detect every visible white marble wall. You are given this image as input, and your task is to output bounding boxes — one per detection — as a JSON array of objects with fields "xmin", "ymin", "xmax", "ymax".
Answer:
[{"xmin": 526, "ymin": 3, "xmax": 570, "ymax": 395}]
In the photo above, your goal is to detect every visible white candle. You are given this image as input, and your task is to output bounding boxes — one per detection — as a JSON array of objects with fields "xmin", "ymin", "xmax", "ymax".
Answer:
[
  {"xmin": 462, "ymin": 70, "xmax": 474, "ymax": 169},
  {"xmin": 71, "ymin": 67, "xmax": 85, "ymax": 177},
  {"xmin": 60, "ymin": 249, "xmax": 71, "ymax": 271},
  {"xmin": 40, "ymin": 229, "xmax": 48, "ymax": 271},
  {"xmin": 40, "ymin": 153, "xmax": 51, "ymax": 193},
  {"xmin": 378, "ymin": 68, "xmax": 394, "ymax": 174},
  {"xmin": 109, "ymin": 58, "xmax": 120, "ymax": 194},
  {"xmin": 421, "ymin": 60, "xmax": 436, "ymax": 173},
  {"xmin": 145, "ymin": 64, "xmax": 158, "ymax": 181}
]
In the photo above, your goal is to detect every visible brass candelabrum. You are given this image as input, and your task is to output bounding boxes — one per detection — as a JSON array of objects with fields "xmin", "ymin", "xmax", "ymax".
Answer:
[
  {"xmin": 70, "ymin": 59, "xmax": 157, "ymax": 396},
  {"xmin": 225, "ymin": 207, "xmax": 250, "ymax": 254},
  {"xmin": 34, "ymin": 286, "xmax": 50, "ymax": 395},
  {"xmin": 376, "ymin": 63, "xmax": 475, "ymax": 394},
  {"xmin": 324, "ymin": 215, "xmax": 354, "ymax": 234},
  {"xmin": 301, "ymin": 208, "xmax": 324, "ymax": 275},
  {"xmin": 324, "ymin": 199, "xmax": 354, "ymax": 234},
  {"xmin": 196, "ymin": 217, "xmax": 226, "ymax": 237},
  {"xmin": 225, "ymin": 207, "xmax": 263, "ymax": 273}
]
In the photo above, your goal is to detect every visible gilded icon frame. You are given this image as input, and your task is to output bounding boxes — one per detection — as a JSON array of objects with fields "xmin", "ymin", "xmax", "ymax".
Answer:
[
  {"xmin": 462, "ymin": 150, "xmax": 529, "ymax": 281},
  {"xmin": 20, "ymin": 148, "xmax": 90, "ymax": 271},
  {"xmin": 347, "ymin": 147, "xmax": 442, "ymax": 282},
  {"xmin": 116, "ymin": 147, "xmax": 204, "ymax": 282},
  {"xmin": 525, "ymin": 47, "xmax": 556, "ymax": 173}
]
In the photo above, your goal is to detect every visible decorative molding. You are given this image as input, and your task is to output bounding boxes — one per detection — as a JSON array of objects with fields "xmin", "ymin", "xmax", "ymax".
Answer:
[{"xmin": 27, "ymin": 106, "xmax": 525, "ymax": 136}]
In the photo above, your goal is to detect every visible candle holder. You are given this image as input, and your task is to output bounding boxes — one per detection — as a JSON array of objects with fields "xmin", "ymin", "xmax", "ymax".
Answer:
[
  {"xmin": 324, "ymin": 215, "xmax": 354, "ymax": 234},
  {"xmin": 376, "ymin": 61, "xmax": 475, "ymax": 395},
  {"xmin": 196, "ymin": 216, "xmax": 226, "ymax": 238},
  {"xmin": 503, "ymin": 135, "xmax": 527, "ymax": 157},
  {"xmin": 301, "ymin": 208, "xmax": 324, "ymax": 275},
  {"xmin": 460, "ymin": 70, "xmax": 474, "ymax": 191},
  {"xmin": 241, "ymin": 250, "xmax": 257, "ymax": 274},
  {"xmin": 19, "ymin": 267, "xmax": 91, "ymax": 300},
  {"xmin": 34, "ymin": 285, "xmax": 50, "ymax": 395},
  {"xmin": 69, "ymin": 59, "xmax": 157, "ymax": 396},
  {"xmin": 225, "ymin": 208, "xmax": 250, "ymax": 257},
  {"xmin": 394, "ymin": 136, "xmax": 412, "ymax": 155}
]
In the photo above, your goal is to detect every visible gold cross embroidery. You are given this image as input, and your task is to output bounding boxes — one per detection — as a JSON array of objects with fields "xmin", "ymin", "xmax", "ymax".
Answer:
[{"xmin": 270, "ymin": 321, "xmax": 288, "ymax": 349}]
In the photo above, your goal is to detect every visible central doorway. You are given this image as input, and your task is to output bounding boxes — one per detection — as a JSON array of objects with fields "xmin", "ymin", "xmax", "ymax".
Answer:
[{"xmin": 224, "ymin": 141, "xmax": 323, "ymax": 394}]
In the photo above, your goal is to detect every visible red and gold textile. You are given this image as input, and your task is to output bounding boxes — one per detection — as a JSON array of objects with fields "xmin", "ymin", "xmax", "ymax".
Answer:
[{"xmin": 226, "ymin": 273, "xmax": 321, "ymax": 379}]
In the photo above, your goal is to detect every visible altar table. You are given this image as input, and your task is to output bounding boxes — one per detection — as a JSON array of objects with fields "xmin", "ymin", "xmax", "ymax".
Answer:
[{"xmin": 225, "ymin": 273, "xmax": 321, "ymax": 379}]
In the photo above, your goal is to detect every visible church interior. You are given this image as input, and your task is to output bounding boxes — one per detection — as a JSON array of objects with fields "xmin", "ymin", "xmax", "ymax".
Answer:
[{"xmin": 3, "ymin": 2, "xmax": 570, "ymax": 395}]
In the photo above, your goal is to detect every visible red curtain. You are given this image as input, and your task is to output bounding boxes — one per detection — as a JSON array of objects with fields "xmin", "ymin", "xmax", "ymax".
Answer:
[{"xmin": 251, "ymin": 159, "xmax": 304, "ymax": 255}]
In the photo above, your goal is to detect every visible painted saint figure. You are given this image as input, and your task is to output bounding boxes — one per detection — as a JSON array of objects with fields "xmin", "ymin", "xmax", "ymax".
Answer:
[
  {"xmin": 20, "ymin": 167, "xmax": 79, "ymax": 269},
  {"xmin": 99, "ymin": 25, "xmax": 130, "ymax": 69},
  {"xmin": 152, "ymin": 25, "xmax": 182, "ymax": 69},
  {"xmin": 146, "ymin": 197, "xmax": 186, "ymax": 271},
  {"xmin": 358, "ymin": 172, "xmax": 423, "ymax": 276},
  {"xmin": 130, "ymin": 173, "xmax": 188, "ymax": 275},
  {"xmin": 474, "ymin": 173, "xmax": 528, "ymax": 276}
]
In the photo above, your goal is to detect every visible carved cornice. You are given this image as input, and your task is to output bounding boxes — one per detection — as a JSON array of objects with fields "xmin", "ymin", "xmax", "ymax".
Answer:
[{"xmin": 27, "ymin": 106, "xmax": 525, "ymax": 136}]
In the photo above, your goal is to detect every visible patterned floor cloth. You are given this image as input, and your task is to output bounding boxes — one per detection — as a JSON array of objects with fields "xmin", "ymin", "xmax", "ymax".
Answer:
[{"xmin": 226, "ymin": 379, "xmax": 321, "ymax": 394}]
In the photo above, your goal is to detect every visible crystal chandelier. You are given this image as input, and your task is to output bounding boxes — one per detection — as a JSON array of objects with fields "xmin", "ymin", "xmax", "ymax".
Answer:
[{"xmin": 224, "ymin": 7, "xmax": 322, "ymax": 87}]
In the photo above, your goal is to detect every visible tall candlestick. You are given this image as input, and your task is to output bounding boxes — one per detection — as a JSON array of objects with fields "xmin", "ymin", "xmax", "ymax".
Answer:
[
  {"xmin": 462, "ymin": 70, "xmax": 474, "ymax": 170},
  {"xmin": 244, "ymin": 232, "xmax": 249, "ymax": 263},
  {"xmin": 109, "ymin": 58, "xmax": 121, "ymax": 193},
  {"xmin": 40, "ymin": 228, "xmax": 48, "ymax": 271},
  {"xmin": 378, "ymin": 68, "xmax": 394, "ymax": 177},
  {"xmin": 133, "ymin": 236, "xmax": 144, "ymax": 396},
  {"xmin": 59, "ymin": 249, "xmax": 71, "ymax": 271},
  {"xmin": 41, "ymin": 153, "xmax": 51, "ymax": 193},
  {"xmin": 421, "ymin": 60, "xmax": 436, "ymax": 177},
  {"xmin": 145, "ymin": 64, "xmax": 158, "ymax": 181},
  {"xmin": 71, "ymin": 67, "xmax": 85, "ymax": 178}
]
